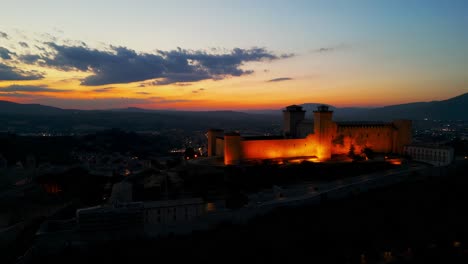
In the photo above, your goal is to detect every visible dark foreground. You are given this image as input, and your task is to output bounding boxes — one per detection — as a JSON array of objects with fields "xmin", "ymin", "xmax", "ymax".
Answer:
[{"xmin": 27, "ymin": 162, "xmax": 468, "ymax": 263}]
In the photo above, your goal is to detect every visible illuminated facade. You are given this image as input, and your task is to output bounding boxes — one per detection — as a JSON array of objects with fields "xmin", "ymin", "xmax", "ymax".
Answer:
[{"xmin": 208, "ymin": 105, "xmax": 412, "ymax": 165}]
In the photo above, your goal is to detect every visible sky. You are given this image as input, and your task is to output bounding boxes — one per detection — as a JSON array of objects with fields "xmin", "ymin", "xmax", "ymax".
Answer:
[{"xmin": 0, "ymin": 0, "xmax": 467, "ymax": 110}]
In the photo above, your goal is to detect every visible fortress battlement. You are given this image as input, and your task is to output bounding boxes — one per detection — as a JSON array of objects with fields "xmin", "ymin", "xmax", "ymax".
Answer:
[{"xmin": 208, "ymin": 105, "xmax": 412, "ymax": 165}]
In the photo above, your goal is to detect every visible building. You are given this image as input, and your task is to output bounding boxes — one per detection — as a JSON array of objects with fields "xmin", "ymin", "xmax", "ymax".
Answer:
[
  {"xmin": 404, "ymin": 144, "xmax": 454, "ymax": 166},
  {"xmin": 143, "ymin": 198, "xmax": 205, "ymax": 225},
  {"xmin": 75, "ymin": 198, "xmax": 205, "ymax": 232},
  {"xmin": 208, "ymin": 105, "xmax": 412, "ymax": 165},
  {"xmin": 76, "ymin": 202, "xmax": 144, "ymax": 232}
]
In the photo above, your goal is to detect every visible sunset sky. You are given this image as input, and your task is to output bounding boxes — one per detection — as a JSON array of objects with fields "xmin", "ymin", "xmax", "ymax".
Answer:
[{"xmin": 0, "ymin": 0, "xmax": 467, "ymax": 110}]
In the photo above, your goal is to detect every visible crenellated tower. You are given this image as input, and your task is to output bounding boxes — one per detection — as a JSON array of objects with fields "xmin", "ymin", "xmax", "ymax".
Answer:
[
  {"xmin": 224, "ymin": 132, "xmax": 241, "ymax": 165},
  {"xmin": 207, "ymin": 129, "xmax": 224, "ymax": 156},
  {"xmin": 283, "ymin": 105, "xmax": 305, "ymax": 138},
  {"xmin": 313, "ymin": 105, "xmax": 335, "ymax": 160}
]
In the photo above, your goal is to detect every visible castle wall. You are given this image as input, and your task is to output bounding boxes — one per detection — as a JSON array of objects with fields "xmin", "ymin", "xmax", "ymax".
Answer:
[
  {"xmin": 207, "ymin": 129, "xmax": 224, "ymax": 156},
  {"xmin": 219, "ymin": 105, "xmax": 412, "ymax": 165},
  {"xmin": 333, "ymin": 125, "xmax": 394, "ymax": 154},
  {"xmin": 392, "ymin": 120, "xmax": 412, "ymax": 154},
  {"xmin": 224, "ymin": 133, "xmax": 242, "ymax": 165},
  {"xmin": 238, "ymin": 134, "xmax": 328, "ymax": 161},
  {"xmin": 314, "ymin": 110, "xmax": 335, "ymax": 159},
  {"xmin": 215, "ymin": 138, "xmax": 224, "ymax": 157}
]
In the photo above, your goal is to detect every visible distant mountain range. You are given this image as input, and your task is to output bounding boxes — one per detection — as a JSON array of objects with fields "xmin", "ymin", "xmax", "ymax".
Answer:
[
  {"xmin": 0, "ymin": 100, "xmax": 67, "ymax": 115},
  {"xmin": 245, "ymin": 93, "xmax": 468, "ymax": 121},
  {"xmin": 0, "ymin": 100, "xmax": 279, "ymax": 133},
  {"xmin": 0, "ymin": 93, "xmax": 466, "ymax": 133}
]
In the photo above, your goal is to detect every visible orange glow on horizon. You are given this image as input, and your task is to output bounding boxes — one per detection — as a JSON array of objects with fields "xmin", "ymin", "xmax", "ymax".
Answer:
[{"xmin": 1, "ymin": 60, "xmax": 465, "ymax": 110}]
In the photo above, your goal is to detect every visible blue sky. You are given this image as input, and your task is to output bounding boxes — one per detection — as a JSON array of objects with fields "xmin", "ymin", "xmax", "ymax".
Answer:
[{"xmin": 0, "ymin": 0, "xmax": 467, "ymax": 109}]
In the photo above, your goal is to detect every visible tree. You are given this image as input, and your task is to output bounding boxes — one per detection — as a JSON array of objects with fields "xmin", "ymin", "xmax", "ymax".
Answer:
[
  {"xmin": 348, "ymin": 144, "xmax": 356, "ymax": 158},
  {"xmin": 362, "ymin": 146, "xmax": 375, "ymax": 160}
]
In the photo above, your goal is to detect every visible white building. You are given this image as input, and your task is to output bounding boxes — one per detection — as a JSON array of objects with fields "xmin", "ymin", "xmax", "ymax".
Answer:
[
  {"xmin": 76, "ymin": 202, "xmax": 144, "ymax": 232},
  {"xmin": 404, "ymin": 144, "xmax": 454, "ymax": 166},
  {"xmin": 143, "ymin": 198, "xmax": 205, "ymax": 225}
]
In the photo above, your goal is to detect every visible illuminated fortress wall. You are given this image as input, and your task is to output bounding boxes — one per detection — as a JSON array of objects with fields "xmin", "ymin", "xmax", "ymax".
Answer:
[
  {"xmin": 207, "ymin": 105, "xmax": 412, "ymax": 165},
  {"xmin": 332, "ymin": 125, "xmax": 395, "ymax": 154},
  {"xmin": 391, "ymin": 119, "xmax": 412, "ymax": 154},
  {"xmin": 207, "ymin": 129, "xmax": 224, "ymax": 156},
  {"xmin": 240, "ymin": 135, "xmax": 322, "ymax": 160},
  {"xmin": 215, "ymin": 137, "xmax": 225, "ymax": 157}
]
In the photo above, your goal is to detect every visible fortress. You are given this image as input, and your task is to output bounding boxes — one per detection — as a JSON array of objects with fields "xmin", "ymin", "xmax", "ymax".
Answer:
[{"xmin": 208, "ymin": 105, "xmax": 412, "ymax": 165}]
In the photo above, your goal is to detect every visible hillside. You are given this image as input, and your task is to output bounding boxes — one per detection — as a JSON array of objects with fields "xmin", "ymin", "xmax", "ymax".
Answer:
[
  {"xmin": 246, "ymin": 93, "xmax": 468, "ymax": 121},
  {"xmin": 0, "ymin": 93, "xmax": 466, "ymax": 133},
  {"xmin": 0, "ymin": 100, "xmax": 67, "ymax": 115},
  {"xmin": 361, "ymin": 93, "xmax": 468, "ymax": 121},
  {"xmin": 0, "ymin": 101, "xmax": 279, "ymax": 133}
]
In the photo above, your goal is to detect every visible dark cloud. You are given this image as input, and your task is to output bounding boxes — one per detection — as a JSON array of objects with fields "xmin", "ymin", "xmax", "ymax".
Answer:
[
  {"xmin": 42, "ymin": 43, "xmax": 167, "ymax": 85},
  {"xmin": 147, "ymin": 96, "xmax": 191, "ymax": 104},
  {"xmin": 267, "ymin": 77, "xmax": 293, "ymax": 82},
  {"xmin": 0, "ymin": 85, "xmax": 70, "ymax": 93},
  {"xmin": 92, "ymin": 87, "xmax": 115, "ymax": 92},
  {"xmin": 19, "ymin": 54, "xmax": 43, "ymax": 64},
  {"xmin": 192, "ymin": 87, "xmax": 206, "ymax": 93},
  {"xmin": 0, "ymin": 47, "xmax": 14, "ymax": 60},
  {"xmin": 0, "ymin": 63, "xmax": 44, "ymax": 80},
  {"xmin": 0, "ymin": 32, "xmax": 8, "ymax": 39},
  {"xmin": 316, "ymin": 47, "xmax": 334, "ymax": 53},
  {"xmin": 152, "ymin": 98, "xmax": 192, "ymax": 104},
  {"xmin": 20, "ymin": 43, "xmax": 293, "ymax": 86},
  {"xmin": 26, "ymin": 97, "xmax": 154, "ymax": 109},
  {"xmin": 153, "ymin": 73, "xmax": 212, "ymax": 85},
  {"xmin": 280, "ymin": 53, "xmax": 294, "ymax": 59},
  {"xmin": 35, "ymin": 45, "xmax": 47, "ymax": 52},
  {"xmin": 0, "ymin": 92, "xmax": 37, "ymax": 98},
  {"xmin": 18, "ymin": 42, "xmax": 29, "ymax": 48},
  {"xmin": 313, "ymin": 44, "xmax": 349, "ymax": 53},
  {"xmin": 136, "ymin": 91, "xmax": 150, "ymax": 95}
]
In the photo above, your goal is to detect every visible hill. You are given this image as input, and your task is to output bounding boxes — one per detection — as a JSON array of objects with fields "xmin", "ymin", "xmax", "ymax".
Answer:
[
  {"xmin": 245, "ymin": 93, "xmax": 468, "ymax": 121},
  {"xmin": 0, "ymin": 93, "xmax": 466, "ymax": 133},
  {"xmin": 361, "ymin": 93, "xmax": 468, "ymax": 121},
  {"xmin": 0, "ymin": 101, "xmax": 278, "ymax": 134},
  {"xmin": 0, "ymin": 100, "xmax": 67, "ymax": 115}
]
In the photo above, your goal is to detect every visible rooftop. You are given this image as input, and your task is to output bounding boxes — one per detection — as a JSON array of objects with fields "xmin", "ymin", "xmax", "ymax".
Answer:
[
  {"xmin": 405, "ymin": 144, "xmax": 454, "ymax": 150},
  {"xmin": 313, "ymin": 105, "xmax": 332, "ymax": 112},
  {"xmin": 284, "ymin": 105, "xmax": 305, "ymax": 112},
  {"xmin": 144, "ymin": 198, "xmax": 204, "ymax": 208},
  {"xmin": 337, "ymin": 121, "xmax": 392, "ymax": 127}
]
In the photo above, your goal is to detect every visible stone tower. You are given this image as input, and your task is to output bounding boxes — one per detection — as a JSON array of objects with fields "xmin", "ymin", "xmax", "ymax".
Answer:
[
  {"xmin": 283, "ymin": 105, "xmax": 305, "ymax": 138},
  {"xmin": 224, "ymin": 132, "xmax": 241, "ymax": 165},
  {"xmin": 313, "ymin": 105, "xmax": 334, "ymax": 160},
  {"xmin": 207, "ymin": 129, "xmax": 224, "ymax": 156},
  {"xmin": 392, "ymin": 119, "xmax": 412, "ymax": 154}
]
